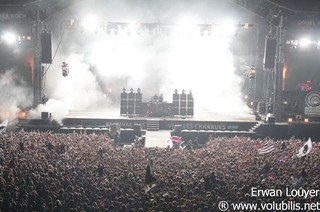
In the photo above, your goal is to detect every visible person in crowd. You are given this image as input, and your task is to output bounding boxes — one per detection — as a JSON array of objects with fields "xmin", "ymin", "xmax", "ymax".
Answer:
[{"xmin": 0, "ymin": 131, "xmax": 319, "ymax": 211}]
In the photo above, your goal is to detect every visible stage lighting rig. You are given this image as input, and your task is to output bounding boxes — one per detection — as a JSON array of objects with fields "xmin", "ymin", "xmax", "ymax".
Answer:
[
  {"xmin": 0, "ymin": 31, "xmax": 33, "ymax": 47},
  {"xmin": 68, "ymin": 17, "xmax": 253, "ymax": 36},
  {"xmin": 286, "ymin": 38, "xmax": 320, "ymax": 50}
]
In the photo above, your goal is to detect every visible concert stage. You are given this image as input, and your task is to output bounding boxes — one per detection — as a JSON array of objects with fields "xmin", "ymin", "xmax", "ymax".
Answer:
[{"xmin": 15, "ymin": 107, "xmax": 320, "ymax": 145}]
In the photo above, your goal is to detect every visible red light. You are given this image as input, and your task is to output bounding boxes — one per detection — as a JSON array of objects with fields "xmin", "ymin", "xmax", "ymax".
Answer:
[{"xmin": 68, "ymin": 19, "xmax": 75, "ymax": 26}]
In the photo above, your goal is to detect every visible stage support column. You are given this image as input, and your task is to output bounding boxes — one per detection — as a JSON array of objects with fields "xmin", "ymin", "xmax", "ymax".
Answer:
[
  {"xmin": 273, "ymin": 16, "xmax": 284, "ymax": 122},
  {"xmin": 33, "ymin": 8, "xmax": 43, "ymax": 107}
]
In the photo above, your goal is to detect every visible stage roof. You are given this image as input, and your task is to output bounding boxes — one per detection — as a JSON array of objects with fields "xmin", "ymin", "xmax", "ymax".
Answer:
[{"xmin": 1, "ymin": 0, "xmax": 320, "ymax": 12}]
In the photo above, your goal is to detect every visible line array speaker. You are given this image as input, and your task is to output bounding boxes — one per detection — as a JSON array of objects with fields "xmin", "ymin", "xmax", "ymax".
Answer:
[
  {"xmin": 264, "ymin": 38, "xmax": 277, "ymax": 69},
  {"xmin": 41, "ymin": 32, "xmax": 52, "ymax": 64}
]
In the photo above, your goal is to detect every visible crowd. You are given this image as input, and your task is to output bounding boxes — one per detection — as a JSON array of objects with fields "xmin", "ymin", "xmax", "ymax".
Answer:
[{"xmin": 0, "ymin": 130, "xmax": 320, "ymax": 211}]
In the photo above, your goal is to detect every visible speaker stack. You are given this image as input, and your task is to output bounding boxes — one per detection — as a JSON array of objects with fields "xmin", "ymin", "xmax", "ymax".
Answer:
[
  {"xmin": 41, "ymin": 112, "xmax": 49, "ymax": 119},
  {"xmin": 172, "ymin": 89, "xmax": 194, "ymax": 116},
  {"xmin": 120, "ymin": 88, "xmax": 143, "ymax": 116},
  {"xmin": 41, "ymin": 32, "xmax": 52, "ymax": 64},
  {"xmin": 264, "ymin": 38, "xmax": 277, "ymax": 69}
]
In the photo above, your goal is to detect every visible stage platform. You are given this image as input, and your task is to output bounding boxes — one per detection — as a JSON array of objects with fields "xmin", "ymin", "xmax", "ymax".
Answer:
[
  {"xmin": 62, "ymin": 107, "xmax": 256, "ymax": 121},
  {"xmin": 64, "ymin": 107, "xmax": 255, "ymax": 127},
  {"xmin": 15, "ymin": 108, "xmax": 320, "ymax": 145}
]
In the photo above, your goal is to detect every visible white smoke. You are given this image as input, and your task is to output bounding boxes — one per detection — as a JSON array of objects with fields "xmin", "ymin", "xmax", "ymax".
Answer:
[
  {"xmin": 30, "ymin": 54, "xmax": 107, "ymax": 121},
  {"xmin": 36, "ymin": 0, "xmax": 254, "ymax": 121},
  {"xmin": 0, "ymin": 69, "xmax": 33, "ymax": 121}
]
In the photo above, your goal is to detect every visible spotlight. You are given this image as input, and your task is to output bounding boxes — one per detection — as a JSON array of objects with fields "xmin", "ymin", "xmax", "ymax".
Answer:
[
  {"xmin": 19, "ymin": 111, "xmax": 27, "ymax": 119},
  {"xmin": 68, "ymin": 19, "xmax": 76, "ymax": 26},
  {"xmin": 243, "ymin": 23, "xmax": 253, "ymax": 29},
  {"xmin": 299, "ymin": 38, "xmax": 312, "ymax": 47},
  {"xmin": 288, "ymin": 117, "xmax": 293, "ymax": 122},
  {"xmin": 220, "ymin": 21, "xmax": 237, "ymax": 35},
  {"xmin": 177, "ymin": 17, "xmax": 198, "ymax": 35},
  {"xmin": 2, "ymin": 32, "xmax": 17, "ymax": 44},
  {"xmin": 304, "ymin": 118, "xmax": 309, "ymax": 123},
  {"xmin": 82, "ymin": 15, "xmax": 99, "ymax": 31}
]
